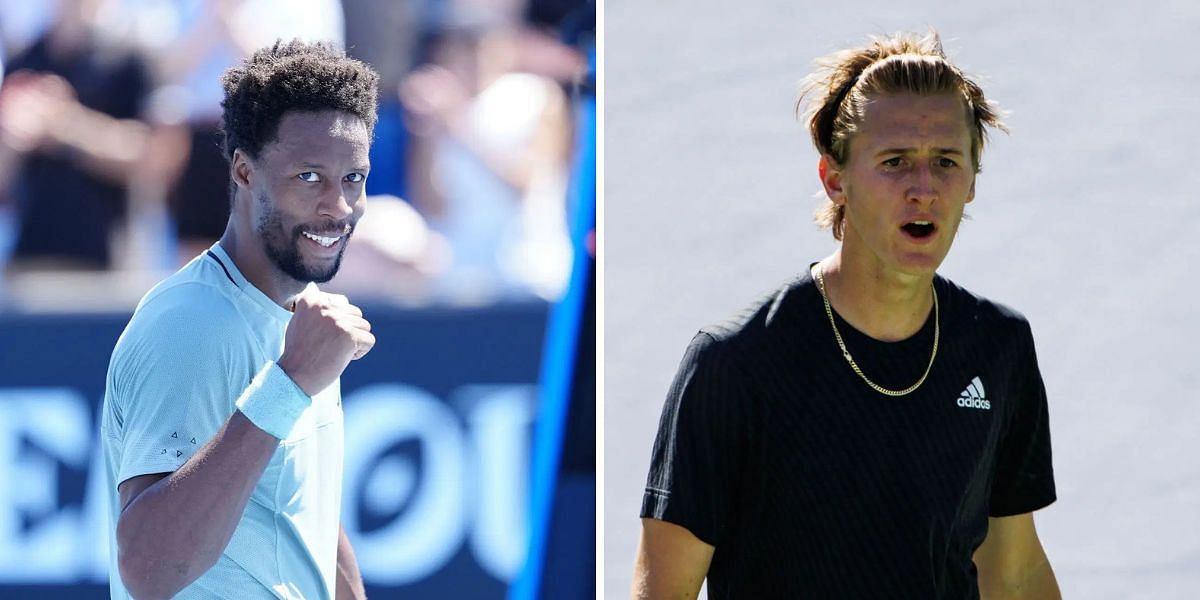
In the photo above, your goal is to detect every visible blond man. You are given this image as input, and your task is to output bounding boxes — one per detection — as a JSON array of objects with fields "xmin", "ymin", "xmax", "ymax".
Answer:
[{"xmin": 633, "ymin": 31, "xmax": 1059, "ymax": 599}]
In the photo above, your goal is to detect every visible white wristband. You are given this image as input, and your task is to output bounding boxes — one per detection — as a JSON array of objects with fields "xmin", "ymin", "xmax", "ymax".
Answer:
[{"xmin": 236, "ymin": 361, "xmax": 311, "ymax": 440}]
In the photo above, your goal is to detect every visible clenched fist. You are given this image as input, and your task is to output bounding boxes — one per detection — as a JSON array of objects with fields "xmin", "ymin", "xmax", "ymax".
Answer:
[{"xmin": 277, "ymin": 289, "xmax": 375, "ymax": 396}]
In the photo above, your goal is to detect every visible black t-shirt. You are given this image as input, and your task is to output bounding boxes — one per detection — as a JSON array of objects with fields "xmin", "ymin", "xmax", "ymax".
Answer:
[{"xmin": 641, "ymin": 271, "xmax": 1055, "ymax": 599}]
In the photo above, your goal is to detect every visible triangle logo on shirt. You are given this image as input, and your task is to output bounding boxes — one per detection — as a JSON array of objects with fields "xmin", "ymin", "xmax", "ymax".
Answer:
[{"xmin": 956, "ymin": 376, "xmax": 990, "ymax": 410}]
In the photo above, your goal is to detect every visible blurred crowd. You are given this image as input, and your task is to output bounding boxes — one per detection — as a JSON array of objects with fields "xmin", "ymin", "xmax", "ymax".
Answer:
[{"xmin": 0, "ymin": 0, "xmax": 592, "ymax": 310}]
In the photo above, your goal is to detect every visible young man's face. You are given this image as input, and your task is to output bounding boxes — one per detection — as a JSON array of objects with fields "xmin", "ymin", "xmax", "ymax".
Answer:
[
  {"xmin": 824, "ymin": 92, "xmax": 976, "ymax": 277},
  {"xmin": 247, "ymin": 109, "xmax": 371, "ymax": 283}
]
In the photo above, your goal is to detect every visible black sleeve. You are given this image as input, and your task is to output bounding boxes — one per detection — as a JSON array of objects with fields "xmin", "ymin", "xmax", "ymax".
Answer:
[
  {"xmin": 640, "ymin": 331, "xmax": 747, "ymax": 546},
  {"xmin": 107, "ymin": 53, "xmax": 152, "ymax": 119},
  {"xmin": 990, "ymin": 321, "xmax": 1057, "ymax": 516}
]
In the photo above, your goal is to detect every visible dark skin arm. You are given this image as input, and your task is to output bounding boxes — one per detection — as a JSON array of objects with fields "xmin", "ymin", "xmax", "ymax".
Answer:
[
  {"xmin": 115, "ymin": 411, "xmax": 279, "ymax": 599},
  {"xmin": 336, "ymin": 523, "xmax": 367, "ymax": 599}
]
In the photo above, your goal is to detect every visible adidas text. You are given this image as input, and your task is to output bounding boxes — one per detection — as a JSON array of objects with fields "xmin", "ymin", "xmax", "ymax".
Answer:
[{"xmin": 956, "ymin": 397, "xmax": 991, "ymax": 410}]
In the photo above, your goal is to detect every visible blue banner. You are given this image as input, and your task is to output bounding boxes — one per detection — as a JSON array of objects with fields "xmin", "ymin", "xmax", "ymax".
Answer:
[{"xmin": 0, "ymin": 301, "xmax": 547, "ymax": 598}]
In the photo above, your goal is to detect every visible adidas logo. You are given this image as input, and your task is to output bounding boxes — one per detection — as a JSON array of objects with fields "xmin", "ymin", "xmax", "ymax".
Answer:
[{"xmin": 956, "ymin": 376, "xmax": 990, "ymax": 410}]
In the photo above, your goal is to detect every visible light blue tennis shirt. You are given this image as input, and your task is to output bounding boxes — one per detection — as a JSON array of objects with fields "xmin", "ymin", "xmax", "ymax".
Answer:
[{"xmin": 101, "ymin": 243, "xmax": 344, "ymax": 599}]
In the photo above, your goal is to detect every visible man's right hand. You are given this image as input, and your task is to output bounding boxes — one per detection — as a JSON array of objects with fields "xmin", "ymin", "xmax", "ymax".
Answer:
[{"xmin": 278, "ymin": 289, "xmax": 375, "ymax": 397}]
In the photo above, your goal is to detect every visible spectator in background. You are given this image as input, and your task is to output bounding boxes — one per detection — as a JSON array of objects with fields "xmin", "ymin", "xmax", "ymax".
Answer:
[
  {"xmin": 0, "ymin": 0, "xmax": 171, "ymax": 271},
  {"xmin": 146, "ymin": 0, "xmax": 259, "ymax": 268},
  {"xmin": 400, "ymin": 24, "xmax": 584, "ymax": 302},
  {"xmin": 341, "ymin": 0, "xmax": 425, "ymax": 201}
]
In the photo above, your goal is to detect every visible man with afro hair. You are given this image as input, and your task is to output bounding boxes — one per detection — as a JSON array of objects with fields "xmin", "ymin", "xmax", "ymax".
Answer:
[{"xmin": 102, "ymin": 40, "xmax": 378, "ymax": 600}]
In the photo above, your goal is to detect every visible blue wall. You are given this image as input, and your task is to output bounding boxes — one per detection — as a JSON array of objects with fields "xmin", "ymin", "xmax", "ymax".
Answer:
[{"xmin": 0, "ymin": 301, "xmax": 546, "ymax": 598}]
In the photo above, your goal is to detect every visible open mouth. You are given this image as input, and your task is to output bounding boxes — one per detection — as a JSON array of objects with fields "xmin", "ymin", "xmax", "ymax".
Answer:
[{"xmin": 901, "ymin": 220, "xmax": 936, "ymax": 239}]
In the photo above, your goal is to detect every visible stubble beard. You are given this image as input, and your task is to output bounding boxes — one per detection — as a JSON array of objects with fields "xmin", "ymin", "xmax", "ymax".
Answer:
[{"xmin": 255, "ymin": 192, "xmax": 352, "ymax": 284}]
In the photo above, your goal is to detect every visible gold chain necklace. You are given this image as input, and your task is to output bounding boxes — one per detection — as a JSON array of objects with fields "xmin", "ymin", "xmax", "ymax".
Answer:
[{"xmin": 813, "ymin": 265, "xmax": 939, "ymax": 397}]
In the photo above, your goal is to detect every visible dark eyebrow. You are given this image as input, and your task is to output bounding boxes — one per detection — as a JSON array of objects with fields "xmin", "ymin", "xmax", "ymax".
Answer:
[{"xmin": 296, "ymin": 162, "xmax": 371, "ymax": 171}]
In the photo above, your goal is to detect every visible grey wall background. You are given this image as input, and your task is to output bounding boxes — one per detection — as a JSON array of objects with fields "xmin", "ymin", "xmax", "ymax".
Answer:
[{"xmin": 604, "ymin": 1, "xmax": 1200, "ymax": 598}]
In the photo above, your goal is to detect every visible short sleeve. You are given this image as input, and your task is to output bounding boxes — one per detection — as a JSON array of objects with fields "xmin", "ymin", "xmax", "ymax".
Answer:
[
  {"xmin": 990, "ymin": 322, "xmax": 1056, "ymax": 516},
  {"xmin": 105, "ymin": 284, "xmax": 254, "ymax": 488},
  {"xmin": 640, "ymin": 332, "xmax": 748, "ymax": 546}
]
